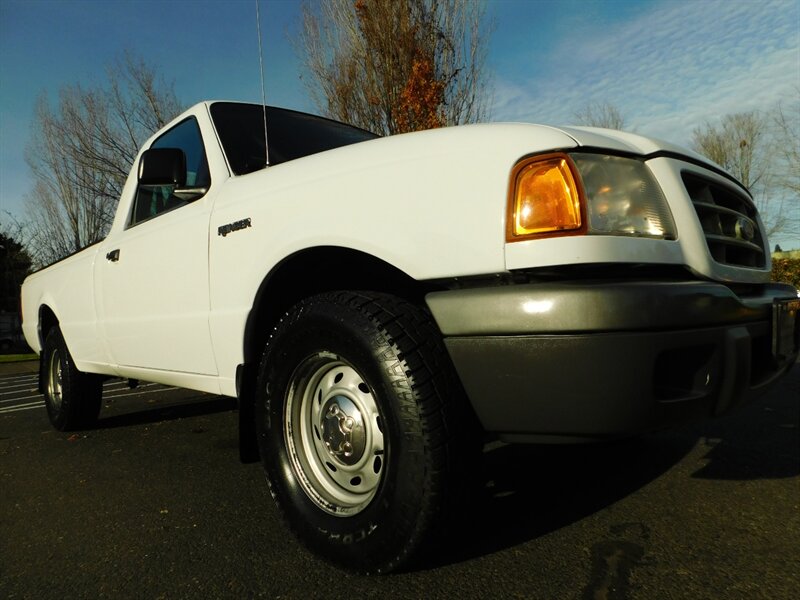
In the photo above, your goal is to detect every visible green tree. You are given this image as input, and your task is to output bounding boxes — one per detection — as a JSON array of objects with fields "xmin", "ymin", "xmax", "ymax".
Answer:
[{"xmin": 0, "ymin": 230, "xmax": 32, "ymax": 313}]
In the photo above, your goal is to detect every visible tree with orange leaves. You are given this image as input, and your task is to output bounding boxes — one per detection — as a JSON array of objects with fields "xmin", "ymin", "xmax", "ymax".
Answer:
[
  {"xmin": 395, "ymin": 54, "xmax": 445, "ymax": 133},
  {"xmin": 299, "ymin": 0, "xmax": 491, "ymax": 135}
]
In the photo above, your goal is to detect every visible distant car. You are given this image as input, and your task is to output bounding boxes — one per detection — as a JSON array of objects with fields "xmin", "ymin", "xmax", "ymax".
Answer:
[{"xmin": 21, "ymin": 101, "xmax": 799, "ymax": 573}]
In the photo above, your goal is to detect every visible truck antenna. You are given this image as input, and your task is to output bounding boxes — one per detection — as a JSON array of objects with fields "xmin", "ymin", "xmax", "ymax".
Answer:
[{"xmin": 255, "ymin": 0, "xmax": 270, "ymax": 167}]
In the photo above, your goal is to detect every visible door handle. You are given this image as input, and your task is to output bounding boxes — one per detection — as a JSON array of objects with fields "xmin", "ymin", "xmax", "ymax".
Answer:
[{"xmin": 106, "ymin": 249, "xmax": 120, "ymax": 262}]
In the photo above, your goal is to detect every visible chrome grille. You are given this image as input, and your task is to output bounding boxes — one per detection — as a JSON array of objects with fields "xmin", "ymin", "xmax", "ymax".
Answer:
[{"xmin": 682, "ymin": 173, "xmax": 765, "ymax": 268}]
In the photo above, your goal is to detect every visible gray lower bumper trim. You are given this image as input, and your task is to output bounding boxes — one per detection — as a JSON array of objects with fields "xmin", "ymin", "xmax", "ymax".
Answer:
[
  {"xmin": 445, "ymin": 322, "xmax": 794, "ymax": 440},
  {"xmin": 427, "ymin": 280, "xmax": 798, "ymax": 440},
  {"xmin": 426, "ymin": 281, "xmax": 797, "ymax": 336}
]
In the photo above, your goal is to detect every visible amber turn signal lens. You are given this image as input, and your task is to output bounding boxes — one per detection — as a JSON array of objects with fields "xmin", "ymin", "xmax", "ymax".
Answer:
[{"xmin": 508, "ymin": 154, "xmax": 583, "ymax": 240}]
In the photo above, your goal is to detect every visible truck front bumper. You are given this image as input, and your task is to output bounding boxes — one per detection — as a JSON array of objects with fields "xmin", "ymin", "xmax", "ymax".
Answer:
[{"xmin": 426, "ymin": 281, "xmax": 799, "ymax": 443}]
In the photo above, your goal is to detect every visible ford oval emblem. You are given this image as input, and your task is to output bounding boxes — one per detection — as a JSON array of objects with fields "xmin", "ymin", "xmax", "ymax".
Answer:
[{"xmin": 735, "ymin": 217, "xmax": 755, "ymax": 241}]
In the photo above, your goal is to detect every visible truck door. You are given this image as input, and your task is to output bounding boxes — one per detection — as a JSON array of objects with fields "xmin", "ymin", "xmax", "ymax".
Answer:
[{"xmin": 96, "ymin": 116, "xmax": 218, "ymax": 375}]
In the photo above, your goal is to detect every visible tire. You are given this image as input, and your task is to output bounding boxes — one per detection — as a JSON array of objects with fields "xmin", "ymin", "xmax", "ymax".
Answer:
[
  {"xmin": 255, "ymin": 291, "xmax": 474, "ymax": 573},
  {"xmin": 42, "ymin": 326, "xmax": 102, "ymax": 431}
]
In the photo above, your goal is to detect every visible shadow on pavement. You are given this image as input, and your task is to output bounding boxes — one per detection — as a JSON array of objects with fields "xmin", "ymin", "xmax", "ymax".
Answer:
[
  {"xmin": 430, "ymin": 366, "xmax": 799, "ymax": 568},
  {"xmin": 688, "ymin": 382, "xmax": 799, "ymax": 480},
  {"xmin": 431, "ymin": 433, "xmax": 695, "ymax": 568},
  {"xmin": 97, "ymin": 395, "xmax": 237, "ymax": 429}
]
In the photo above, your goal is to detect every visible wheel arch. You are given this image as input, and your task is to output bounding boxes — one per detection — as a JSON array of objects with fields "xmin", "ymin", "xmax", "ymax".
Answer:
[
  {"xmin": 237, "ymin": 245, "xmax": 436, "ymax": 462},
  {"xmin": 36, "ymin": 304, "xmax": 60, "ymax": 394},
  {"xmin": 38, "ymin": 304, "xmax": 60, "ymax": 349},
  {"xmin": 243, "ymin": 246, "xmax": 431, "ymax": 367}
]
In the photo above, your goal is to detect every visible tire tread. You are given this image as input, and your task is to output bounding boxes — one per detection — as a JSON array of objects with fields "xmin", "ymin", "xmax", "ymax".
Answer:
[{"xmin": 256, "ymin": 290, "xmax": 480, "ymax": 573}]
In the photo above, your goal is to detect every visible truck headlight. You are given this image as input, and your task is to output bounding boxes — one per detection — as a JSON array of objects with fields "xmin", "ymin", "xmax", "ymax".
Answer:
[
  {"xmin": 506, "ymin": 152, "xmax": 676, "ymax": 242},
  {"xmin": 571, "ymin": 153, "xmax": 676, "ymax": 239}
]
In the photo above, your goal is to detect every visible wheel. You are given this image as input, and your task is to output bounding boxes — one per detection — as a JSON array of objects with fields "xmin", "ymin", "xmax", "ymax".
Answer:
[
  {"xmin": 255, "ymin": 291, "xmax": 474, "ymax": 573},
  {"xmin": 42, "ymin": 326, "xmax": 102, "ymax": 431}
]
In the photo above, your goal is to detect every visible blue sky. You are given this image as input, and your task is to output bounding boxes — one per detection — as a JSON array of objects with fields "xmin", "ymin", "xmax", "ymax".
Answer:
[{"xmin": 1, "ymin": 0, "xmax": 798, "ymax": 248}]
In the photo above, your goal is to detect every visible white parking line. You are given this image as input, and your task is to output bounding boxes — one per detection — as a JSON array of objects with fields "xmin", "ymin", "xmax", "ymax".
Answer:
[
  {"xmin": 105, "ymin": 386, "xmax": 179, "ymax": 399},
  {"xmin": 0, "ymin": 375, "xmax": 37, "ymax": 384},
  {"xmin": 0, "ymin": 381, "xmax": 159, "ymax": 399},
  {"xmin": 0, "ymin": 380, "xmax": 39, "ymax": 390},
  {"xmin": 0, "ymin": 394, "xmax": 44, "ymax": 404},
  {"xmin": 2, "ymin": 382, "xmax": 168, "ymax": 404},
  {"xmin": 0, "ymin": 383, "xmax": 38, "ymax": 392},
  {"xmin": 0, "ymin": 390, "xmax": 42, "ymax": 404},
  {"xmin": 0, "ymin": 381, "xmax": 183, "ymax": 415},
  {"xmin": 0, "ymin": 377, "xmax": 156, "ymax": 389},
  {"xmin": 105, "ymin": 382, "xmax": 158, "ymax": 391},
  {"xmin": 0, "ymin": 401, "xmax": 45, "ymax": 414},
  {"xmin": 0, "ymin": 387, "xmax": 38, "ymax": 395}
]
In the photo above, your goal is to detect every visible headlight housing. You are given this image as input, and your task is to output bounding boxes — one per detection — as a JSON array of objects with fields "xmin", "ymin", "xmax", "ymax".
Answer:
[
  {"xmin": 572, "ymin": 153, "xmax": 676, "ymax": 239},
  {"xmin": 507, "ymin": 152, "xmax": 676, "ymax": 241},
  {"xmin": 506, "ymin": 154, "xmax": 585, "ymax": 240}
]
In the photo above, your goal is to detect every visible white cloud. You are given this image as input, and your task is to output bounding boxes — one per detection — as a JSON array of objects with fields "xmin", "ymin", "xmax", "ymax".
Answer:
[{"xmin": 492, "ymin": 0, "xmax": 800, "ymax": 146}]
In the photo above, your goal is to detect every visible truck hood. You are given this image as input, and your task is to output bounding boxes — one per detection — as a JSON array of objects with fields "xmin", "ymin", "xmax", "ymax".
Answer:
[{"xmin": 553, "ymin": 125, "xmax": 724, "ymax": 171}]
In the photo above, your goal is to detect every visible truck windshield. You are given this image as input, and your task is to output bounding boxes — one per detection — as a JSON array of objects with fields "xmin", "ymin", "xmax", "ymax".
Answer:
[{"xmin": 210, "ymin": 102, "xmax": 379, "ymax": 175}]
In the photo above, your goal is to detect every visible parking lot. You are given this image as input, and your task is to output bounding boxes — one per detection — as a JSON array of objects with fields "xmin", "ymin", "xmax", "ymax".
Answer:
[
  {"xmin": 1, "ymin": 359, "xmax": 798, "ymax": 599},
  {"xmin": 0, "ymin": 368, "xmax": 183, "ymax": 417}
]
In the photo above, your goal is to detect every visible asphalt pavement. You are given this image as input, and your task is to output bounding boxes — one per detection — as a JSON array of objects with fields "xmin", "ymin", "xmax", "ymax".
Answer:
[{"xmin": 1, "ymin": 358, "xmax": 798, "ymax": 599}]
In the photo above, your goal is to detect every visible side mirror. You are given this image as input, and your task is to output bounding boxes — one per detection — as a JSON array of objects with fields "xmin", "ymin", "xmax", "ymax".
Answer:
[{"xmin": 138, "ymin": 148, "xmax": 187, "ymax": 187}]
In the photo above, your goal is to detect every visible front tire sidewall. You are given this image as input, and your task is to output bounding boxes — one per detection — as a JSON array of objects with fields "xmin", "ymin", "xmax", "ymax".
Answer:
[{"xmin": 256, "ymin": 298, "xmax": 433, "ymax": 573}]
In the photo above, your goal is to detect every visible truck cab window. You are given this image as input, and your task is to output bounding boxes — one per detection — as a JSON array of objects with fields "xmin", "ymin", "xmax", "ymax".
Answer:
[{"xmin": 129, "ymin": 117, "xmax": 210, "ymax": 226}]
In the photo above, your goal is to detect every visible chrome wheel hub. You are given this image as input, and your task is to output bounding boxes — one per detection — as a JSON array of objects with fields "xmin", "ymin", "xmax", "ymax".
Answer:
[
  {"xmin": 47, "ymin": 349, "xmax": 64, "ymax": 409},
  {"xmin": 284, "ymin": 355, "xmax": 385, "ymax": 516},
  {"xmin": 321, "ymin": 396, "xmax": 366, "ymax": 466}
]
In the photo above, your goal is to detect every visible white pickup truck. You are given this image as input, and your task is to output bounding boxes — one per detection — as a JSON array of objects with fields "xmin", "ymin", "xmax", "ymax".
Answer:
[{"xmin": 21, "ymin": 101, "xmax": 799, "ymax": 572}]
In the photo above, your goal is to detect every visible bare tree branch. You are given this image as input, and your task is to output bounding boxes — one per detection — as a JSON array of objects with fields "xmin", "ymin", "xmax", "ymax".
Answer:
[
  {"xmin": 573, "ymin": 101, "xmax": 627, "ymax": 130},
  {"xmin": 23, "ymin": 54, "xmax": 182, "ymax": 267},
  {"xmin": 771, "ymin": 90, "xmax": 800, "ymax": 198},
  {"xmin": 692, "ymin": 109, "xmax": 798, "ymax": 238},
  {"xmin": 298, "ymin": 0, "xmax": 492, "ymax": 135}
]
